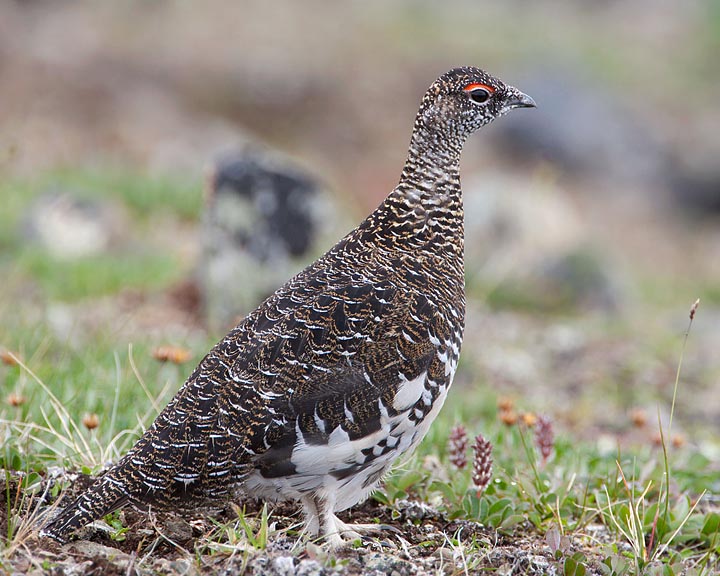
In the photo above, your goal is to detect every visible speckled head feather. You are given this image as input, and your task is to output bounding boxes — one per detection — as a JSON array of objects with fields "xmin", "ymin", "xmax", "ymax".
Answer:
[
  {"xmin": 40, "ymin": 67, "xmax": 534, "ymax": 549},
  {"xmin": 414, "ymin": 66, "xmax": 535, "ymax": 148}
]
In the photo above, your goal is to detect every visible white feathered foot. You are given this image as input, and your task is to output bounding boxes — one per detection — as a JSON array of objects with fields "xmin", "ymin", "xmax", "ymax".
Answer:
[{"xmin": 301, "ymin": 494, "xmax": 395, "ymax": 549}]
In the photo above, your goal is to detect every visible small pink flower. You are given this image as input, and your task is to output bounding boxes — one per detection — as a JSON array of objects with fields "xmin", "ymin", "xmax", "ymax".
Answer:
[
  {"xmin": 472, "ymin": 434, "xmax": 493, "ymax": 496},
  {"xmin": 448, "ymin": 425, "xmax": 468, "ymax": 469},
  {"xmin": 535, "ymin": 415, "xmax": 554, "ymax": 464}
]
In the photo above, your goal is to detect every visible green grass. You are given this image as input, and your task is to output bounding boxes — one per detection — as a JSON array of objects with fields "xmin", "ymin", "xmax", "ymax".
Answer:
[
  {"xmin": 44, "ymin": 167, "xmax": 204, "ymax": 222},
  {"xmin": 0, "ymin": 166, "xmax": 204, "ymax": 469},
  {"xmin": 3, "ymin": 339, "xmax": 194, "ymax": 433},
  {"xmin": 0, "ymin": 166, "xmax": 199, "ymax": 303},
  {"xmin": 1, "ymin": 321, "xmax": 717, "ymax": 574},
  {"xmin": 0, "ymin": 167, "xmax": 718, "ymax": 574},
  {"xmin": 0, "ymin": 166, "xmax": 203, "ymax": 252},
  {"xmin": 15, "ymin": 249, "xmax": 182, "ymax": 302},
  {"xmin": 380, "ymin": 408, "xmax": 720, "ymax": 575}
]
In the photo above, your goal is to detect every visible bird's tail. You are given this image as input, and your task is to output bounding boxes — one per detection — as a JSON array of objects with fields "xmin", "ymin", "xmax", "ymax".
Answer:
[{"xmin": 40, "ymin": 471, "xmax": 130, "ymax": 544}]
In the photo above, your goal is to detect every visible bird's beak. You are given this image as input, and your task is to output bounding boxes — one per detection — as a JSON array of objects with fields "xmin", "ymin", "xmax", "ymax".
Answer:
[{"xmin": 506, "ymin": 90, "xmax": 536, "ymax": 109}]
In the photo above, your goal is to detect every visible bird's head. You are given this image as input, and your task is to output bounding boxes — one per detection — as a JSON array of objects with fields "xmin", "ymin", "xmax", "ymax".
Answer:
[{"xmin": 416, "ymin": 66, "xmax": 536, "ymax": 148}]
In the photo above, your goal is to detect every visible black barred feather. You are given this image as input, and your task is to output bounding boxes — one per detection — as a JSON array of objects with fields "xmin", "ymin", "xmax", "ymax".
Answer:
[{"xmin": 41, "ymin": 67, "xmax": 534, "ymax": 545}]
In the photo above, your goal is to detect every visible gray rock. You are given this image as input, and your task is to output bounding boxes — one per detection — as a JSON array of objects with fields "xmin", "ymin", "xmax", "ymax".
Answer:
[
  {"xmin": 362, "ymin": 552, "xmax": 416, "ymax": 576},
  {"xmin": 394, "ymin": 499, "xmax": 441, "ymax": 522},
  {"xmin": 161, "ymin": 558, "xmax": 198, "ymax": 575},
  {"xmin": 272, "ymin": 555, "xmax": 297, "ymax": 576},
  {"xmin": 66, "ymin": 540, "xmax": 134, "ymax": 564},
  {"xmin": 493, "ymin": 66, "xmax": 667, "ymax": 189},
  {"xmin": 669, "ymin": 153, "xmax": 720, "ymax": 216},
  {"xmin": 463, "ymin": 173, "xmax": 624, "ymax": 312},
  {"xmin": 249, "ymin": 555, "xmax": 270, "ymax": 574},
  {"xmin": 23, "ymin": 192, "xmax": 125, "ymax": 259},
  {"xmin": 485, "ymin": 247, "xmax": 622, "ymax": 312},
  {"xmin": 464, "ymin": 173, "xmax": 584, "ymax": 279},
  {"xmin": 295, "ymin": 559, "xmax": 327, "ymax": 576},
  {"xmin": 202, "ymin": 146, "xmax": 346, "ymax": 330}
]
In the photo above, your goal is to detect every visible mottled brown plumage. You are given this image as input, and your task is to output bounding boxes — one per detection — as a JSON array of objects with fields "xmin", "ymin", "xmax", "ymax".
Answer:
[{"xmin": 41, "ymin": 67, "xmax": 534, "ymax": 547}]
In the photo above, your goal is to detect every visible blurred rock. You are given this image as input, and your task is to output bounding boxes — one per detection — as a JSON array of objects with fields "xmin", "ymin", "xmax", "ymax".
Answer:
[
  {"xmin": 487, "ymin": 247, "xmax": 622, "ymax": 313},
  {"xmin": 669, "ymin": 141, "xmax": 720, "ymax": 216},
  {"xmin": 202, "ymin": 146, "xmax": 344, "ymax": 330},
  {"xmin": 493, "ymin": 67, "xmax": 668, "ymax": 189},
  {"xmin": 464, "ymin": 173, "xmax": 623, "ymax": 312},
  {"xmin": 271, "ymin": 556, "xmax": 297, "ymax": 576},
  {"xmin": 464, "ymin": 172, "xmax": 583, "ymax": 276},
  {"xmin": 362, "ymin": 553, "xmax": 416, "ymax": 576},
  {"xmin": 394, "ymin": 499, "xmax": 442, "ymax": 522},
  {"xmin": 294, "ymin": 560, "xmax": 327, "ymax": 576},
  {"xmin": 534, "ymin": 248, "xmax": 622, "ymax": 310},
  {"xmin": 672, "ymin": 170, "xmax": 720, "ymax": 215},
  {"xmin": 493, "ymin": 64, "xmax": 720, "ymax": 221},
  {"xmin": 23, "ymin": 192, "xmax": 125, "ymax": 258},
  {"xmin": 154, "ymin": 558, "xmax": 200, "ymax": 576}
]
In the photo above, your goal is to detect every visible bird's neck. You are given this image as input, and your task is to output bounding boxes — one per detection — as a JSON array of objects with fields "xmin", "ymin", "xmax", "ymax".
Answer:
[
  {"xmin": 390, "ymin": 127, "xmax": 465, "ymax": 219},
  {"xmin": 401, "ymin": 141, "xmax": 461, "ymax": 191},
  {"xmin": 358, "ymin": 128, "xmax": 465, "ymax": 263}
]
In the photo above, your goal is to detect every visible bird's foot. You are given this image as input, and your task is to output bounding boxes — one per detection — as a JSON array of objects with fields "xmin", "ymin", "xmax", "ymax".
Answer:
[
  {"xmin": 322, "ymin": 515, "xmax": 397, "ymax": 549},
  {"xmin": 302, "ymin": 495, "xmax": 398, "ymax": 548}
]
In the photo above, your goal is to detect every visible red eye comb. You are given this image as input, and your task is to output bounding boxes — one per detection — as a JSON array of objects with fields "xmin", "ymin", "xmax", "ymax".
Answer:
[{"xmin": 463, "ymin": 83, "xmax": 494, "ymax": 93}]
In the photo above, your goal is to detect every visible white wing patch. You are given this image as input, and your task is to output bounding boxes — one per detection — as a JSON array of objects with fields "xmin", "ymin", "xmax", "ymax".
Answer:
[
  {"xmin": 242, "ymin": 365, "xmax": 458, "ymax": 513},
  {"xmin": 392, "ymin": 371, "xmax": 428, "ymax": 411}
]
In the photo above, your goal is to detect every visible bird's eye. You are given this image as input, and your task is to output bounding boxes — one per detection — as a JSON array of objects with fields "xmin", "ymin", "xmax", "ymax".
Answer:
[
  {"xmin": 468, "ymin": 88, "xmax": 491, "ymax": 104},
  {"xmin": 463, "ymin": 82, "xmax": 494, "ymax": 105}
]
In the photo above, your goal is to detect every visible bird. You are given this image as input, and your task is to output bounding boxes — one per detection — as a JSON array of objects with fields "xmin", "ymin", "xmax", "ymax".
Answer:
[{"xmin": 40, "ymin": 66, "xmax": 535, "ymax": 548}]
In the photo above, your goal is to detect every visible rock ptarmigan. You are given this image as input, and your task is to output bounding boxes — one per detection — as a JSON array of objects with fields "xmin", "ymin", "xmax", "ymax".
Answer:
[{"xmin": 41, "ymin": 67, "xmax": 535, "ymax": 548}]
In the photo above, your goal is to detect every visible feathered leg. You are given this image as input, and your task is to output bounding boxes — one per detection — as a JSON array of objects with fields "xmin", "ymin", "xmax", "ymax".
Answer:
[{"xmin": 311, "ymin": 493, "xmax": 385, "ymax": 549}]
